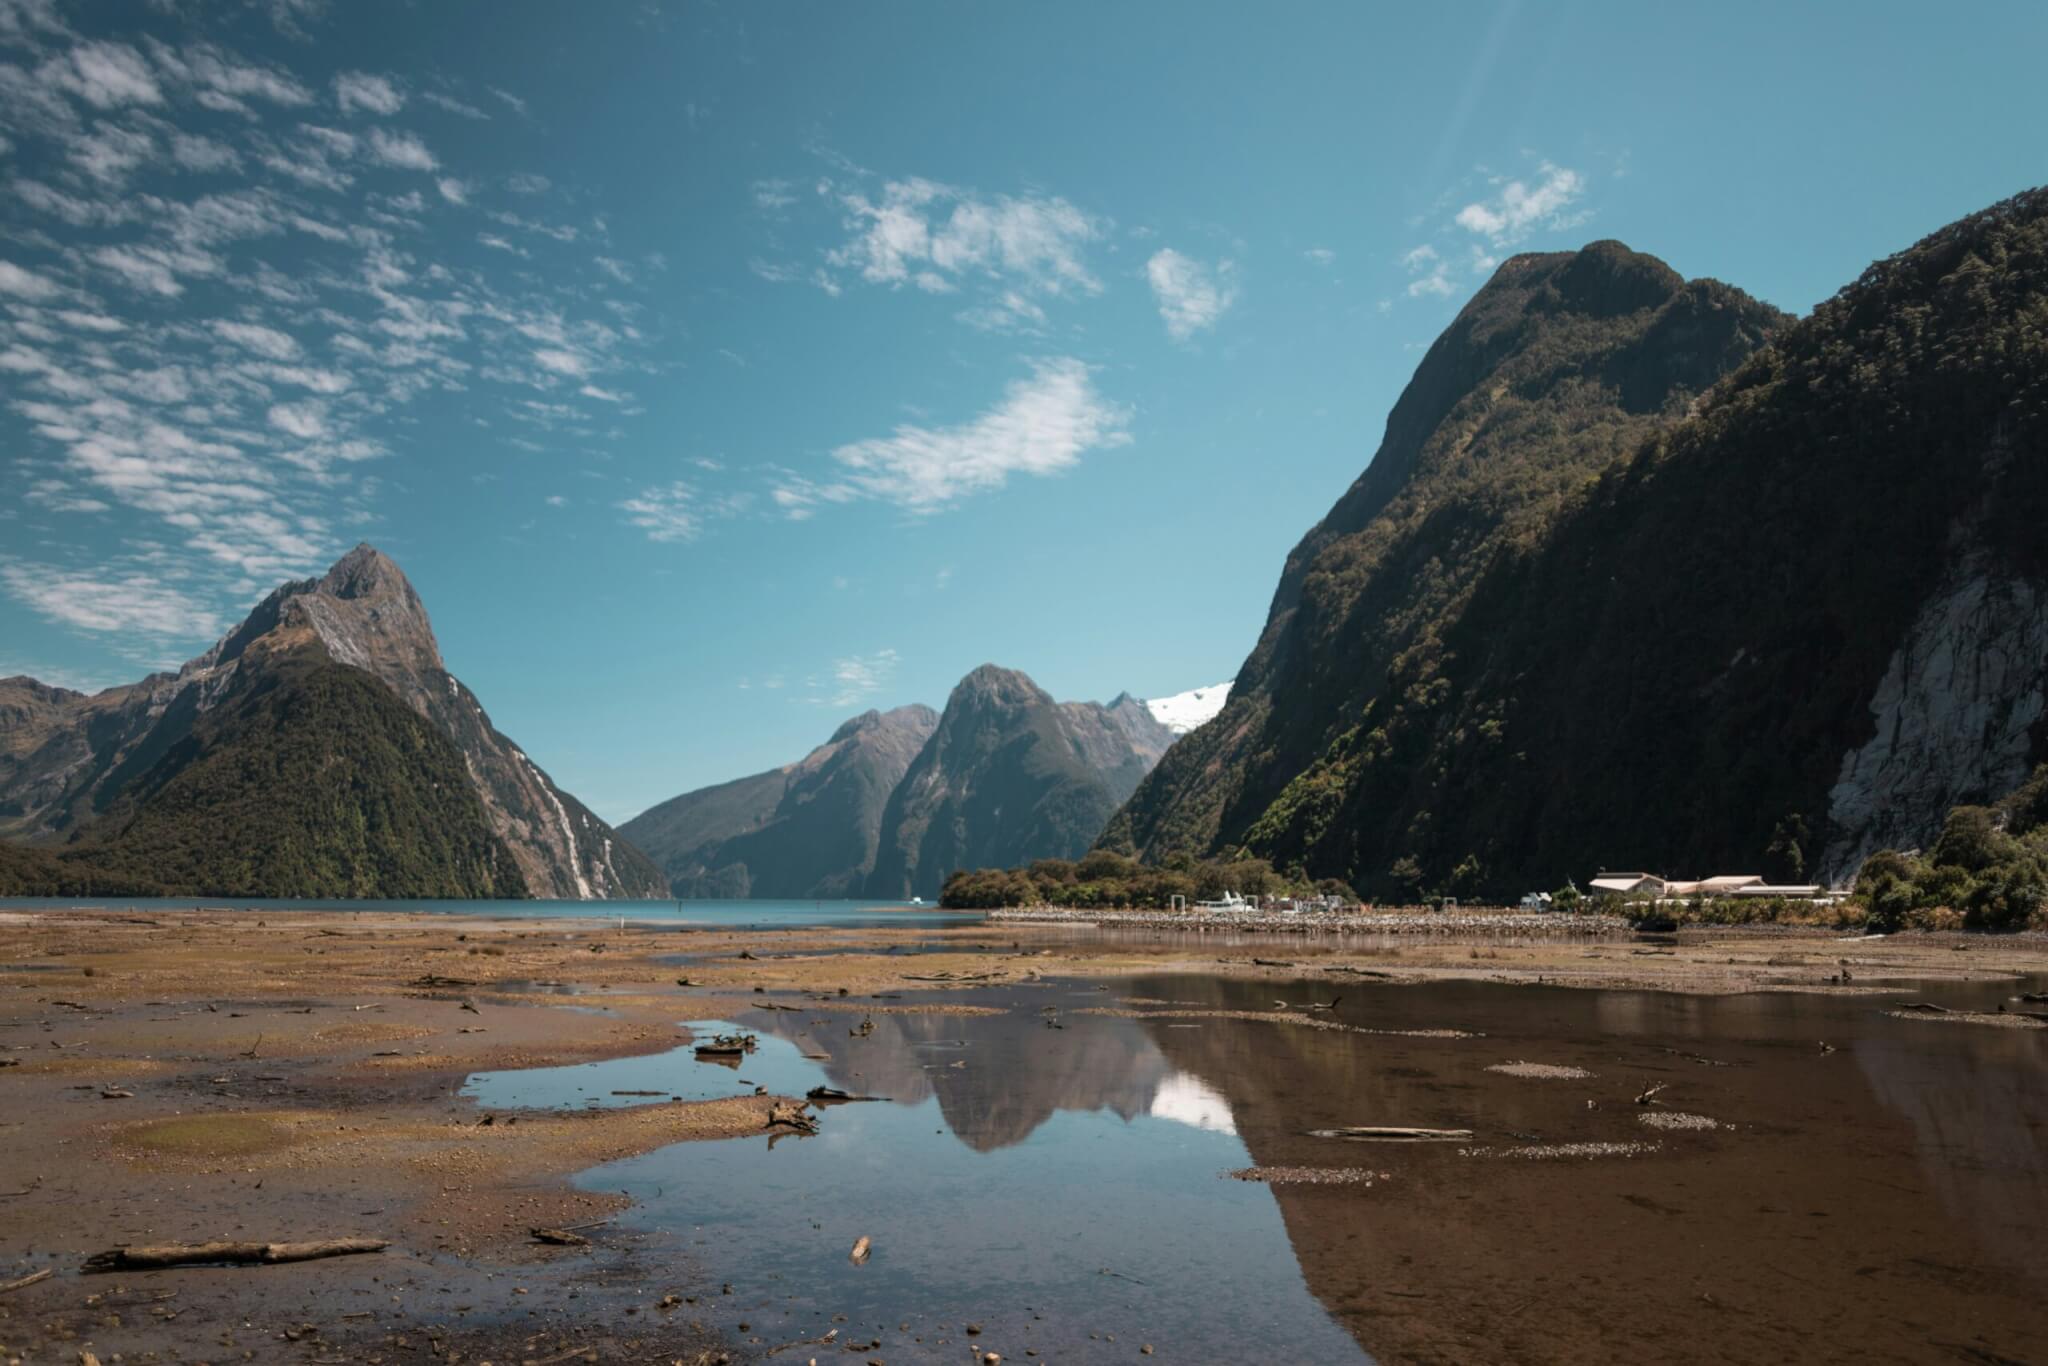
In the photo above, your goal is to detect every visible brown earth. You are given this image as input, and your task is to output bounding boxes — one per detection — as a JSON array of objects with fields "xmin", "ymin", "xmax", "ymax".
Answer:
[{"xmin": 3, "ymin": 907, "xmax": 2045, "ymax": 1364}]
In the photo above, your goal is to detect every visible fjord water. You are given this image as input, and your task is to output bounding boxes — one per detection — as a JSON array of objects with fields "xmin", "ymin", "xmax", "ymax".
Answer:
[
  {"xmin": 0, "ymin": 896, "xmax": 973, "ymax": 930},
  {"xmin": 466, "ymin": 971, "xmax": 2048, "ymax": 1363}
]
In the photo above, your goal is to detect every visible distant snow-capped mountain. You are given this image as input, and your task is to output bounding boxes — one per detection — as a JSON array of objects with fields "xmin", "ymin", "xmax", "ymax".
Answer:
[{"xmin": 1144, "ymin": 682, "xmax": 1232, "ymax": 735}]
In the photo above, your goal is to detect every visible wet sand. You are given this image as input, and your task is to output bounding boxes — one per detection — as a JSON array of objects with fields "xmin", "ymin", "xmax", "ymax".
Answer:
[{"xmin": 3, "ymin": 907, "xmax": 2046, "ymax": 1363}]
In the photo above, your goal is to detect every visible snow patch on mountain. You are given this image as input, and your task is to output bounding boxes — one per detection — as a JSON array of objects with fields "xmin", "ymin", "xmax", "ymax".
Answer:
[{"xmin": 1144, "ymin": 682, "xmax": 1232, "ymax": 735}]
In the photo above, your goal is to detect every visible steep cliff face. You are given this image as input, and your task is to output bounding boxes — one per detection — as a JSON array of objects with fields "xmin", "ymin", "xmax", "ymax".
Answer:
[
  {"xmin": 1102, "ymin": 241, "xmax": 1788, "ymax": 868},
  {"xmin": 622, "ymin": 704, "xmax": 940, "ymax": 899},
  {"xmin": 1822, "ymin": 568, "xmax": 2048, "ymax": 880},
  {"xmin": 1105, "ymin": 189, "xmax": 2048, "ymax": 896},
  {"xmin": 0, "ymin": 544, "xmax": 662, "ymax": 900},
  {"xmin": 867, "ymin": 665, "xmax": 1171, "ymax": 900}
]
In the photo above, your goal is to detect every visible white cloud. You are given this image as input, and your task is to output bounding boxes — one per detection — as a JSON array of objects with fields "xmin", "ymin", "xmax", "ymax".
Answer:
[
  {"xmin": 266, "ymin": 400, "xmax": 328, "ymax": 439},
  {"xmin": 213, "ymin": 318, "xmax": 300, "ymax": 359},
  {"xmin": 618, "ymin": 482, "xmax": 702, "ymax": 542},
  {"xmin": 752, "ymin": 177, "xmax": 797, "ymax": 212},
  {"xmin": 44, "ymin": 40, "xmax": 163, "ymax": 108},
  {"xmin": 957, "ymin": 289, "xmax": 1047, "ymax": 334},
  {"xmin": 1145, "ymin": 248, "xmax": 1237, "ymax": 341},
  {"xmin": 170, "ymin": 131, "xmax": 240, "ymax": 171},
  {"xmin": 0, "ymin": 259, "xmax": 61, "ymax": 300},
  {"xmin": 0, "ymin": 563, "xmax": 223, "ymax": 639},
  {"xmin": 421, "ymin": 91, "xmax": 487, "ymax": 119},
  {"xmin": 532, "ymin": 347, "xmax": 589, "ymax": 378},
  {"xmin": 366, "ymin": 127, "xmax": 435, "ymax": 171},
  {"xmin": 1402, "ymin": 244, "xmax": 1454, "ymax": 297},
  {"xmin": 91, "ymin": 243, "xmax": 199, "ymax": 295},
  {"xmin": 820, "ymin": 176, "xmax": 1101, "ymax": 316},
  {"xmin": 155, "ymin": 41, "xmax": 315, "ymax": 109},
  {"xmin": 1303, "ymin": 247, "xmax": 1336, "ymax": 266},
  {"xmin": 816, "ymin": 648, "xmax": 898, "ymax": 708},
  {"xmin": 1454, "ymin": 161, "xmax": 1586, "ymax": 245},
  {"xmin": 790, "ymin": 357, "xmax": 1129, "ymax": 515},
  {"xmin": 333, "ymin": 71, "xmax": 404, "ymax": 116},
  {"xmin": 0, "ymin": 19, "xmax": 657, "ymax": 654}
]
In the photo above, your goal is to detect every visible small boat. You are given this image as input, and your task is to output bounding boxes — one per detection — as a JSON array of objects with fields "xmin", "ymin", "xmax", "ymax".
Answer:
[{"xmin": 1194, "ymin": 891, "xmax": 1252, "ymax": 912}]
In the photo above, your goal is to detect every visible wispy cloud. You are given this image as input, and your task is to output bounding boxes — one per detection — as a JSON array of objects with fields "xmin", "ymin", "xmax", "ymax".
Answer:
[
  {"xmin": 1145, "ymin": 248, "xmax": 1237, "ymax": 342},
  {"xmin": 771, "ymin": 170, "xmax": 1104, "ymax": 329},
  {"xmin": 618, "ymin": 483, "xmax": 702, "ymax": 542},
  {"xmin": 1303, "ymin": 247, "xmax": 1336, "ymax": 267},
  {"xmin": 809, "ymin": 647, "xmax": 899, "ymax": 708},
  {"xmin": 0, "ymin": 563, "xmax": 224, "ymax": 640},
  {"xmin": 366, "ymin": 126, "xmax": 435, "ymax": 171},
  {"xmin": 1402, "ymin": 243, "xmax": 1453, "ymax": 297},
  {"xmin": 1391, "ymin": 157, "xmax": 1590, "ymax": 307},
  {"xmin": 1454, "ymin": 161, "xmax": 1586, "ymax": 246},
  {"xmin": 333, "ymin": 71, "xmax": 403, "ymax": 116},
  {"xmin": 0, "ymin": 11, "xmax": 657, "ymax": 654},
  {"xmin": 420, "ymin": 89, "xmax": 487, "ymax": 120},
  {"xmin": 617, "ymin": 483, "xmax": 749, "ymax": 543},
  {"xmin": 773, "ymin": 358, "xmax": 1130, "ymax": 518}
]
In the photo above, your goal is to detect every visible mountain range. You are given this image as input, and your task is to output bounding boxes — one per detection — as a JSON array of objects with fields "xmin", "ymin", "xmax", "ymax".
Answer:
[
  {"xmin": 1103, "ymin": 187, "xmax": 2048, "ymax": 896},
  {"xmin": 622, "ymin": 665, "xmax": 1189, "ymax": 901},
  {"xmin": 0, "ymin": 546, "xmax": 665, "ymax": 900}
]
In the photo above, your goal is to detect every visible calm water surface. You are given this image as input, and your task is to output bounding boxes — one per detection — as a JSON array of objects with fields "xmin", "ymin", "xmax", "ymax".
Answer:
[{"xmin": 465, "ymin": 971, "xmax": 2048, "ymax": 1364}]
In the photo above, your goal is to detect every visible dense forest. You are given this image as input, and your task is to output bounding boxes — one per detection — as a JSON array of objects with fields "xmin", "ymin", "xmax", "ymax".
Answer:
[
  {"xmin": 0, "ymin": 650, "xmax": 528, "ymax": 899},
  {"xmin": 1104, "ymin": 189, "xmax": 2048, "ymax": 904},
  {"xmin": 939, "ymin": 850, "xmax": 1354, "ymax": 910}
]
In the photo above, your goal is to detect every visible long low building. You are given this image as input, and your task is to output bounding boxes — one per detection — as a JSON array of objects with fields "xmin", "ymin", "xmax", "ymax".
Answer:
[{"xmin": 1589, "ymin": 872, "xmax": 1825, "ymax": 900}]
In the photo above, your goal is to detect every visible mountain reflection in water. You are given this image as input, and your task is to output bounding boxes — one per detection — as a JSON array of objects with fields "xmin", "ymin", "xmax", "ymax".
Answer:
[
  {"xmin": 748, "ymin": 998, "xmax": 1239, "ymax": 1150},
  {"xmin": 476, "ymin": 971, "xmax": 2048, "ymax": 1363}
]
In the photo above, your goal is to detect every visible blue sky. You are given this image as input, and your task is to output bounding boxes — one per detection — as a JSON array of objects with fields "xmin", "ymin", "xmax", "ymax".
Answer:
[{"xmin": 2, "ymin": 0, "xmax": 2043, "ymax": 822}]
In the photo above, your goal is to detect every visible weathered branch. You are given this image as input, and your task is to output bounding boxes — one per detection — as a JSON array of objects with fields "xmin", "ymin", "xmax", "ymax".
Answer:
[{"xmin": 82, "ymin": 1238, "xmax": 388, "ymax": 1274}]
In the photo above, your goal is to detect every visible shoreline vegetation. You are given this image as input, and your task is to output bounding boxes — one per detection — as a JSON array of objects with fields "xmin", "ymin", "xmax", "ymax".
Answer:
[{"xmin": 941, "ymin": 776, "xmax": 2048, "ymax": 936}]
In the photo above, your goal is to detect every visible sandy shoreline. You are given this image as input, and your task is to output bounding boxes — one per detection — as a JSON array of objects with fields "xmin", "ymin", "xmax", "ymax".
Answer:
[{"xmin": 4, "ymin": 906, "xmax": 2047, "ymax": 1362}]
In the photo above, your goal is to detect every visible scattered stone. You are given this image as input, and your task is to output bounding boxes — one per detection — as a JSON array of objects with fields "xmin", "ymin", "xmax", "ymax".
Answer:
[
  {"xmin": 1227, "ymin": 1166, "xmax": 1385, "ymax": 1185},
  {"xmin": 1638, "ymin": 1111, "xmax": 1721, "ymax": 1132},
  {"xmin": 1485, "ymin": 1061, "xmax": 1593, "ymax": 1080},
  {"xmin": 1467, "ymin": 1141, "xmax": 1663, "ymax": 1160}
]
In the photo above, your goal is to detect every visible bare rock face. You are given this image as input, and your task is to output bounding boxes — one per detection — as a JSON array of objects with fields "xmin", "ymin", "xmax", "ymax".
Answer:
[
  {"xmin": 865, "ymin": 665, "xmax": 1175, "ymax": 900},
  {"xmin": 622, "ymin": 704, "xmax": 941, "ymax": 899},
  {"xmin": 0, "ymin": 544, "xmax": 662, "ymax": 900},
  {"xmin": 1823, "ymin": 568, "xmax": 2048, "ymax": 881}
]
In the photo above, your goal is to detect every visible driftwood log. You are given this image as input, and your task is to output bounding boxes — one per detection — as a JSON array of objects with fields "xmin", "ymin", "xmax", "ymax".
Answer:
[
  {"xmin": 83, "ymin": 1238, "xmax": 387, "ymax": 1273},
  {"xmin": 1307, "ymin": 1126, "xmax": 1472, "ymax": 1142},
  {"xmin": 0, "ymin": 1267, "xmax": 53, "ymax": 1294},
  {"xmin": 530, "ymin": 1227, "xmax": 590, "ymax": 1246},
  {"xmin": 766, "ymin": 1100, "xmax": 818, "ymax": 1135}
]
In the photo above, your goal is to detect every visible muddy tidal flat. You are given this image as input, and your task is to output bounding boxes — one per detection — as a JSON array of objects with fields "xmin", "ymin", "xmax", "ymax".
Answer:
[{"xmin": 3, "ymin": 909, "xmax": 2047, "ymax": 1364}]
